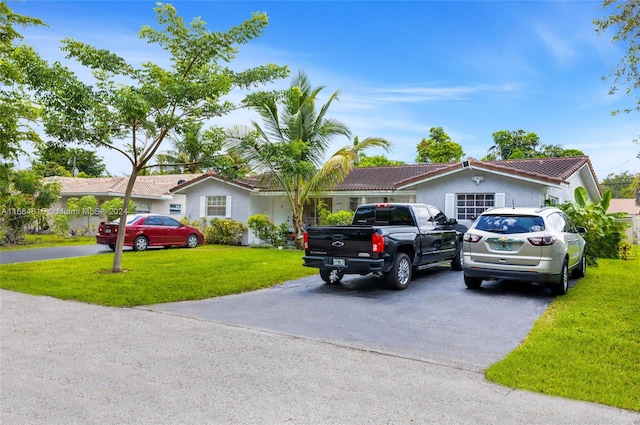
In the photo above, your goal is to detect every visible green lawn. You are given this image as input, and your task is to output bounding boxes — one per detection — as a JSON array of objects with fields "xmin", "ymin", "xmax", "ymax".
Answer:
[
  {"xmin": 486, "ymin": 255, "xmax": 640, "ymax": 411},
  {"xmin": 0, "ymin": 245, "xmax": 317, "ymax": 306}
]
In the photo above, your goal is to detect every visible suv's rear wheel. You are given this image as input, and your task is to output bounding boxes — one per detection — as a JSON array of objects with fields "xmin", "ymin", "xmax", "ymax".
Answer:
[
  {"xmin": 571, "ymin": 253, "xmax": 586, "ymax": 278},
  {"xmin": 551, "ymin": 259, "xmax": 569, "ymax": 295},
  {"xmin": 464, "ymin": 275, "xmax": 482, "ymax": 289},
  {"xmin": 386, "ymin": 253, "xmax": 412, "ymax": 290}
]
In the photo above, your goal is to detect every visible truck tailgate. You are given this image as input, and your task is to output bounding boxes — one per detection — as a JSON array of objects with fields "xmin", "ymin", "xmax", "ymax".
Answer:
[{"xmin": 305, "ymin": 226, "xmax": 374, "ymax": 257}]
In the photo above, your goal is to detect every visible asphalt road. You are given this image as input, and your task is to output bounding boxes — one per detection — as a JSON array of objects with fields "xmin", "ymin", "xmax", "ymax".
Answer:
[
  {"xmin": 0, "ymin": 244, "xmax": 113, "ymax": 264},
  {"xmin": 1, "ymin": 249, "xmax": 639, "ymax": 424}
]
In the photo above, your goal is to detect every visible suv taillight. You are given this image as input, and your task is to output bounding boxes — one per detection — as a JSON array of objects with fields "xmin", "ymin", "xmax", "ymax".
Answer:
[
  {"xmin": 528, "ymin": 236, "xmax": 556, "ymax": 246},
  {"xmin": 372, "ymin": 231, "xmax": 385, "ymax": 253},
  {"xmin": 464, "ymin": 233, "xmax": 482, "ymax": 243}
]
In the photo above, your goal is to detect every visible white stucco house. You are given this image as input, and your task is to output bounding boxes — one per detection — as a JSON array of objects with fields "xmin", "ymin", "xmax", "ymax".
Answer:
[
  {"xmin": 169, "ymin": 156, "xmax": 602, "ymax": 244},
  {"xmin": 46, "ymin": 156, "xmax": 602, "ymax": 243}
]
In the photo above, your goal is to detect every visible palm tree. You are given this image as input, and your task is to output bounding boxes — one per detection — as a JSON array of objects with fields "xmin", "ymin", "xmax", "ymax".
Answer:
[{"xmin": 228, "ymin": 70, "xmax": 390, "ymax": 246}]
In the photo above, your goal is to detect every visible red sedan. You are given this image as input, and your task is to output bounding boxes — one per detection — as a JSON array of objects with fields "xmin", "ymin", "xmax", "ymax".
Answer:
[{"xmin": 96, "ymin": 214, "xmax": 204, "ymax": 251}]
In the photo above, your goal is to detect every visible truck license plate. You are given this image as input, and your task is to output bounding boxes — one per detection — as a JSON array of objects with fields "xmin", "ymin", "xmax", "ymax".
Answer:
[{"xmin": 332, "ymin": 258, "xmax": 345, "ymax": 267}]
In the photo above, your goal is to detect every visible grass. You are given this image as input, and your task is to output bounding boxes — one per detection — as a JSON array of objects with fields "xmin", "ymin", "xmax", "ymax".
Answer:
[
  {"xmin": 486, "ymin": 255, "xmax": 640, "ymax": 411},
  {"xmin": 0, "ymin": 245, "xmax": 317, "ymax": 306},
  {"xmin": 0, "ymin": 234, "xmax": 95, "ymax": 250}
]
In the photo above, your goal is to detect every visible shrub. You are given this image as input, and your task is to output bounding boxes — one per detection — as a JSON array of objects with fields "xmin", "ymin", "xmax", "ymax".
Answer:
[
  {"xmin": 247, "ymin": 213, "xmax": 293, "ymax": 247},
  {"xmin": 205, "ymin": 218, "xmax": 246, "ymax": 245},
  {"xmin": 247, "ymin": 213, "xmax": 277, "ymax": 245},
  {"xmin": 322, "ymin": 210, "xmax": 354, "ymax": 225},
  {"xmin": 559, "ymin": 188, "xmax": 629, "ymax": 265}
]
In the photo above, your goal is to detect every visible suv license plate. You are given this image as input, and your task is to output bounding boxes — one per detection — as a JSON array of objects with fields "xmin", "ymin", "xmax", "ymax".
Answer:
[
  {"xmin": 105, "ymin": 228, "xmax": 111, "ymax": 233},
  {"xmin": 495, "ymin": 243, "xmax": 512, "ymax": 251},
  {"xmin": 332, "ymin": 258, "xmax": 345, "ymax": 267}
]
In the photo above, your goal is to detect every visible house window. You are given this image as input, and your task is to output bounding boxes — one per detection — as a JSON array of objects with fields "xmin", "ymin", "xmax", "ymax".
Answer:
[
  {"xmin": 135, "ymin": 202, "xmax": 151, "ymax": 213},
  {"xmin": 349, "ymin": 197, "xmax": 359, "ymax": 211},
  {"xmin": 169, "ymin": 204, "xmax": 182, "ymax": 214},
  {"xmin": 546, "ymin": 196, "xmax": 559, "ymax": 206},
  {"xmin": 456, "ymin": 194, "xmax": 494, "ymax": 220},
  {"xmin": 207, "ymin": 196, "xmax": 227, "ymax": 216}
]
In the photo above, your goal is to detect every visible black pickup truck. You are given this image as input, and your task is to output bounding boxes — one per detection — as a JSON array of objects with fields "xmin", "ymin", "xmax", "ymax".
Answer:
[{"xmin": 302, "ymin": 203, "xmax": 467, "ymax": 290}]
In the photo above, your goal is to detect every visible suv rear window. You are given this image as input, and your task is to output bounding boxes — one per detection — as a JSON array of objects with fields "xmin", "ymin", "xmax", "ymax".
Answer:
[{"xmin": 475, "ymin": 214, "xmax": 545, "ymax": 234}]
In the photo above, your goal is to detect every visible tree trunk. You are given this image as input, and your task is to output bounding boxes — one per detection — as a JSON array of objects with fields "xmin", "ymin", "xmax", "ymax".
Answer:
[{"xmin": 112, "ymin": 169, "xmax": 139, "ymax": 272}]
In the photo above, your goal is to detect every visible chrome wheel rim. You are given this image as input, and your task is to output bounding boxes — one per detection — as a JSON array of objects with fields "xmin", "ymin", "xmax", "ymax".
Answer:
[{"xmin": 398, "ymin": 258, "xmax": 410, "ymax": 285}]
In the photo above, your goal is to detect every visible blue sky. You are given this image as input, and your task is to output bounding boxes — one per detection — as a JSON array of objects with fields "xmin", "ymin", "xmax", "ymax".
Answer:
[{"xmin": 11, "ymin": 0, "xmax": 640, "ymax": 180}]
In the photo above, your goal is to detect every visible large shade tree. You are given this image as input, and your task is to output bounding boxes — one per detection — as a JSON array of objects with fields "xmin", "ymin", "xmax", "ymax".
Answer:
[
  {"xmin": 229, "ymin": 70, "xmax": 390, "ymax": 246},
  {"xmin": 594, "ymin": 0, "xmax": 640, "ymax": 203},
  {"xmin": 416, "ymin": 127, "xmax": 464, "ymax": 163},
  {"xmin": 0, "ymin": 3, "xmax": 45, "ymax": 182},
  {"xmin": 20, "ymin": 3, "xmax": 289, "ymax": 272}
]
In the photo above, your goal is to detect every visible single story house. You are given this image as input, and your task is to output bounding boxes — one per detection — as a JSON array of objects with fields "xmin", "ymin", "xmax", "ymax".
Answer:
[
  {"xmin": 608, "ymin": 198, "xmax": 640, "ymax": 244},
  {"xmin": 45, "ymin": 156, "xmax": 602, "ymax": 243},
  {"xmin": 44, "ymin": 174, "xmax": 197, "ymax": 233},
  {"xmin": 170, "ymin": 156, "xmax": 602, "ymax": 244}
]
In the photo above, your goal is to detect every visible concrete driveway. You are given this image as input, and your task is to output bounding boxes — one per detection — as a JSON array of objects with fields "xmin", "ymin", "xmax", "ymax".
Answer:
[{"xmin": 1, "ymin": 251, "xmax": 639, "ymax": 424}]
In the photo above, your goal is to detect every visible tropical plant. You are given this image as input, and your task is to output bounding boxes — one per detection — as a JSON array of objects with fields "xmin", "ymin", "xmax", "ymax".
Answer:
[
  {"xmin": 0, "ymin": 169, "xmax": 61, "ymax": 245},
  {"xmin": 20, "ymin": 3, "xmax": 288, "ymax": 272},
  {"xmin": 559, "ymin": 187, "xmax": 630, "ymax": 264},
  {"xmin": 98, "ymin": 198, "xmax": 136, "ymax": 222},
  {"xmin": 229, "ymin": 70, "xmax": 390, "ymax": 247}
]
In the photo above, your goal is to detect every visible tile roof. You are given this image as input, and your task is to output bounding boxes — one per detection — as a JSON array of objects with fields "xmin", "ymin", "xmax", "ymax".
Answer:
[
  {"xmin": 47, "ymin": 156, "xmax": 601, "ymax": 196},
  {"xmin": 46, "ymin": 174, "xmax": 203, "ymax": 198}
]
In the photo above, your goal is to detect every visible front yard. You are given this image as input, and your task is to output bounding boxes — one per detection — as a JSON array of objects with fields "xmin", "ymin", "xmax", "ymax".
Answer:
[{"xmin": 0, "ymin": 244, "xmax": 638, "ymax": 411}]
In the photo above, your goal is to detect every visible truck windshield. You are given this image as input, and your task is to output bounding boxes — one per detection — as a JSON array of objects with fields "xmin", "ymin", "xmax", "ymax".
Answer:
[{"xmin": 353, "ymin": 205, "xmax": 415, "ymax": 226}]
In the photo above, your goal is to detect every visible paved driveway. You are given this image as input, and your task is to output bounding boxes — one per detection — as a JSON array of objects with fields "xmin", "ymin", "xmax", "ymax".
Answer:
[
  {"xmin": 2, "ymin": 251, "xmax": 639, "ymax": 424},
  {"xmin": 151, "ymin": 266, "xmax": 555, "ymax": 372}
]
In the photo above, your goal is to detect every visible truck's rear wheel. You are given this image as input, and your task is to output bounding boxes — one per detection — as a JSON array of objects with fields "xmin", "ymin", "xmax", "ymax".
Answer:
[
  {"xmin": 451, "ymin": 244, "xmax": 463, "ymax": 271},
  {"xmin": 386, "ymin": 253, "xmax": 412, "ymax": 290},
  {"xmin": 320, "ymin": 269, "xmax": 344, "ymax": 284}
]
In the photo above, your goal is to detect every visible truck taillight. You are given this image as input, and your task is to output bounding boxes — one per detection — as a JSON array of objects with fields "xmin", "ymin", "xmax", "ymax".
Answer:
[
  {"xmin": 372, "ymin": 231, "xmax": 385, "ymax": 253},
  {"xmin": 303, "ymin": 232, "xmax": 309, "ymax": 250}
]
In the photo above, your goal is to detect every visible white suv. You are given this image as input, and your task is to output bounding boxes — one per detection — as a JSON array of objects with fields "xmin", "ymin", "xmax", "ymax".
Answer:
[{"xmin": 462, "ymin": 207, "xmax": 587, "ymax": 295}]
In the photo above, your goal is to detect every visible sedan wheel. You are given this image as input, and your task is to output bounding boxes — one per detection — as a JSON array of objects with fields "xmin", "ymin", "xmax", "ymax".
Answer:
[
  {"xmin": 133, "ymin": 236, "xmax": 148, "ymax": 251},
  {"xmin": 186, "ymin": 234, "xmax": 199, "ymax": 248}
]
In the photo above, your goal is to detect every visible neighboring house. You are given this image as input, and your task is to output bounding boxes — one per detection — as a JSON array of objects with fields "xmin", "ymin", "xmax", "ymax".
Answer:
[
  {"xmin": 170, "ymin": 156, "xmax": 602, "ymax": 245},
  {"xmin": 44, "ymin": 174, "xmax": 199, "ymax": 233},
  {"xmin": 608, "ymin": 198, "xmax": 640, "ymax": 244}
]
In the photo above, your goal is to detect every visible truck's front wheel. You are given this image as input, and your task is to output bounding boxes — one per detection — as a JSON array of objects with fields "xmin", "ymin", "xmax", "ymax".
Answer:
[
  {"xmin": 386, "ymin": 253, "xmax": 412, "ymax": 290},
  {"xmin": 320, "ymin": 269, "xmax": 344, "ymax": 284}
]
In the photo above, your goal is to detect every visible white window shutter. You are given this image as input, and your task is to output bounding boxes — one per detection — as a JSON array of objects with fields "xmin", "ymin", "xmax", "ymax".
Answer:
[
  {"xmin": 445, "ymin": 193, "xmax": 455, "ymax": 218},
  {"xmin": 495, "ymin": 193, "xmax": 505, "ymax": 208},
  {"xmin": 200, "ymin": 196, "xmax": 206, "ymax": 218},
  {"xmin": 225, "ymin": 196, "xmax": 232, "ymax": 218}
]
